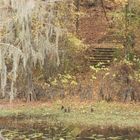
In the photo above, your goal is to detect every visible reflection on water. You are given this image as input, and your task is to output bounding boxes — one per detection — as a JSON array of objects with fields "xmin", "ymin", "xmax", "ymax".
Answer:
[{"xmin": 0, "ymin": 127, "xmax": 140, "ymax": 140}]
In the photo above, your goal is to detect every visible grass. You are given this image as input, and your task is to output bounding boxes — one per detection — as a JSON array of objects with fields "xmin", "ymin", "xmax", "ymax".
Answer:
[{"xmin": 0, "ymin": 101, "xmax": 140, "ymax": 130}]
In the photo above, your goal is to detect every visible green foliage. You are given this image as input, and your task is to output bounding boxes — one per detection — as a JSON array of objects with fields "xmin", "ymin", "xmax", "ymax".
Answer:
[
  {"xmin": 49, "ymin": 73, "xmax": 77, "ymax": 88},
  {"xmin": 0, "ymin": 102, "xmax": 140, "ymax": 129},
  {"xmin": 66, "ymin": 33, "xmax": 86, "ymax": 53},
  {"xmin": 58, "ymin": 33, "xmax": 86, "ymax": 73},
  {"xmin": 109, "ymin": 0, "xmax": 140, "ymax": 57},
  {"xmin": 90, "ymin": 65, "xmax": 109, "ymax": 81}
]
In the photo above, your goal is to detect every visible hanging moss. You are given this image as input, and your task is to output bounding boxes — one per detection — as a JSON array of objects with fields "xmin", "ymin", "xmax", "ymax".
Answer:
[{"xmin": 0, "ymin": 0, "xmax": 68, "ymax": 102}]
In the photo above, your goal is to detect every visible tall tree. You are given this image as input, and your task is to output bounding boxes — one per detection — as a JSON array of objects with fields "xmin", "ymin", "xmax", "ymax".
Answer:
[{"xmin": 0, "ymin": 0, "xmax": 65, "ymax": 102}]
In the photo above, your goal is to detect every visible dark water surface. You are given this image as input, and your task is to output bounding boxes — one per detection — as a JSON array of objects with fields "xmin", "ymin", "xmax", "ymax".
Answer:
[{"xmin": 0, "ymin": 126, "xmax": 140, "ymax": 140}]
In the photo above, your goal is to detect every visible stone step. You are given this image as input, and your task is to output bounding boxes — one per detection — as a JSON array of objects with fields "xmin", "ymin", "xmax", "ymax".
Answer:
[
  {"xmin": 92, "ymin": 54, "xmax": 115, "ymax": 57},
  {"xmin": 92, "ymin": 47, "xmax": 116, "ymax": 50},
  {"xmin": 89, "ymin": 59, "xmax": 112, "ymax": 62},
  {"xmin": 88, "ymin": 57, "xmax": 113, "ymax": 60},
  {"xmin": 91, "ymin": 49, "xmax": 116, "ymax": 53},
  {"xmin": 89, "ymin": 53, "xmax": 114, "ymax": 56},
  {"xmin": 86, "ymin": 47, "xmax": 117, "ymax": 67},
  {"xmin": 88, "ymin": 62, "xmax": 111, "ymax": 67}
]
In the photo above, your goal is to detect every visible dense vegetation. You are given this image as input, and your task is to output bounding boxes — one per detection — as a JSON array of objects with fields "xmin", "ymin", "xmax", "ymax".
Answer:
[
  {"xmin": 0, "ymin": 0, "xmax": 140, "ymax": 103},
  {"xmin": 0, "ymin": 0, "xmax": 140, "ymax": 139}
]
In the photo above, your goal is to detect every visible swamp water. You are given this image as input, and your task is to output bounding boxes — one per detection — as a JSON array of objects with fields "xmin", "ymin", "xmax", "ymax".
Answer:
[{"xmin": 0, "ymin": 126, "xmax": 140, "ymax": 140}]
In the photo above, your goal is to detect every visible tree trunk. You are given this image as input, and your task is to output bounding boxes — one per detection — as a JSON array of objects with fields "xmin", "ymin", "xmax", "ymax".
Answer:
[
  {"xmin": 75, "ymin": 0, "xmax": 80, "ymax": 34},
  {"xmin": 26, "ymin": 56, "xmax": 36, "ymax": 102}
]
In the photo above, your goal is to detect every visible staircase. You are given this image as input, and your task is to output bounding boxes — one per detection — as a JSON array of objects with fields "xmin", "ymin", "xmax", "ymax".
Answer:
[{"xmin": 86, "ymin": 47, "xmax": 116, "ymax": 67}]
